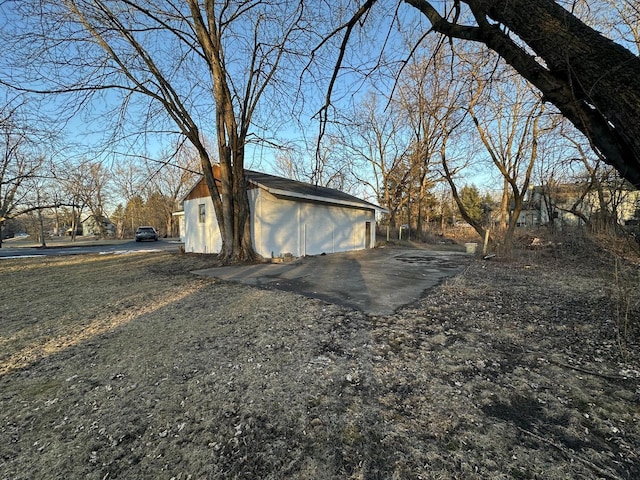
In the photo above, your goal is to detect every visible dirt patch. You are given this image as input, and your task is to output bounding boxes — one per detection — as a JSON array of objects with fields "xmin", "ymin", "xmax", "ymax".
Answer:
[{"xmin": 0, "ymin": 247, "xmax": 639, "ymax": 479}]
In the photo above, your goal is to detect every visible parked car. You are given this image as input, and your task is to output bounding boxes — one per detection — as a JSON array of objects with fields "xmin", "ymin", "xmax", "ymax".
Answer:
[{"xmin": 135, "ymin": 226, "xmax": 159, "ymax": 242}]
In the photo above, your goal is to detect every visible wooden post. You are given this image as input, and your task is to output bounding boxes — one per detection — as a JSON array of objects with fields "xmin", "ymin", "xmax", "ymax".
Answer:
[{"xmin": 483, "ymin": 228, "xmax": 490, "ymax": 256}]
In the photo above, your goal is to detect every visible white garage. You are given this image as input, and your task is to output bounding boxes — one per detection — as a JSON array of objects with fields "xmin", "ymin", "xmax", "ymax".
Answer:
[{"xmin": 181, "ymin": 170, "xmax": 385, "ymax": 257}]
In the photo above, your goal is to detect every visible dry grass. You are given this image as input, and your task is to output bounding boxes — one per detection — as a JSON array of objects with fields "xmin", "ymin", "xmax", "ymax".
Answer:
[{"xmin": 1, "ymin": 248, "xmax": 639, "ymax": 479}]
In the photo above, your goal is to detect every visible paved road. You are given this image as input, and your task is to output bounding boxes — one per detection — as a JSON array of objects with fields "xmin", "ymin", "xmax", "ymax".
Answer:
[
  {"xmin": 0, "ymin": 239, "xmax": 182, "ymax": 259},
  {"xmin": 194, "ymin": 247, "xmax": 472, "ymax": 315}
]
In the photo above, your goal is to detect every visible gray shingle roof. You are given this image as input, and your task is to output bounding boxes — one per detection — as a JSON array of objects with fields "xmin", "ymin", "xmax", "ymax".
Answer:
[{"xmin": 245, "ymin": 170, "xmax": 384, "ymax": 211}]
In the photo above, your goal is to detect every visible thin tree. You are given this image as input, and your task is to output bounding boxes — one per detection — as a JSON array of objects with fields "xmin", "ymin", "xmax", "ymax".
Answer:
[
  {"xmin": 468, "ymin": 74, "xmax": 551, "ymax": 250},
  {"xmin": 335, "ymin": 93, "xmax": 411, "ymax": 228},
  {"xmin": 51, "ymin": 158, "xmax": 111, "ymax": 239},
  {"xmin": 21, "ymin": 168, "xmax": 60, "ymax": 247},
  {"xmin": 0, "ymin": 102, "xmax": 47, "ymax": 247},
  {"xmin": 144, "ymin": 144, "xmax": 201, "ymax": 237},
  {"xmin": 394, "ymin": 40, "xmax": 467, "ymax": 237}
]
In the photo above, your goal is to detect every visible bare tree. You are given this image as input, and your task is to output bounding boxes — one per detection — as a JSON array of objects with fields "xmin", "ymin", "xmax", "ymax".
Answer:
[
  {"xmin": 0, "ymin": 101, "xmax": 47, "ymax": 247},
  {"xmin": 20, "ymin": 167, "xmax": 62, "ymax": 247},
  {"xmin": 112, "ymin": 160, "xmax": 146, "ymax": 237},
  {"xmin": 335, "ymin": 93, "xmax": 411, "ymax": 228},
  {"xmin": 468, "ymin": 74, "xmax": 552, "ymax": 250},
  {"xmin": 405, "ymin": 46, "xmax": 491, "ymax": 240},
  {"xmin": 394, "ymin": 40, "xmax": 468, "ymax": 236},
  {"xmin": 85, "ymin": 162, "xmax": 111, "ymax": 237},
  {"xmin": 144, "ymin": 143, "xmax": 200, "ymax": 236},
  {"xmin": 4, "ymin": 0, "xmax": 308, "ymax": 261},
  {"xmin": 324, "ymin": 0, "xmax": 640, "ymax": 189},
  {"xmin": 56, "ymin": 160, "xmax": 107, "ymax": 240},
  {"xmin": 273, "ymin": 138, "xmax": 356, "ymax": 193},
  {"xmin": 439, "ymin": 123, "xmax": 488, "ymax": 239},
  {"xmin": 550, "ymin": 124, "xmax": 636, "ymax": 234}
]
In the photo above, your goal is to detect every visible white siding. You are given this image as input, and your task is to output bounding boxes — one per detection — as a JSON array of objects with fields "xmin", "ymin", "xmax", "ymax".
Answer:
[
  {"xmin": 249, "ymin": 188, "xmax": 299, "ymax": 257},
  {"xmin": 251, "ymin": 189, "xmax": 375, "ymax": 257},
  {"xmin": 183, "ymin": 197, "xmax": 221, "ymax": 254},
  {"xmin": 172, "ymin": 212, "xmax": 185, "ymax": 241}
]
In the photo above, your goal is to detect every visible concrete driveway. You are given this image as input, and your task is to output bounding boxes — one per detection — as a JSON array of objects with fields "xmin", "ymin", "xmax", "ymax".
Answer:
[{"xmin": 193, "ymin": 247, "xmax": 472, "ymax": 315}]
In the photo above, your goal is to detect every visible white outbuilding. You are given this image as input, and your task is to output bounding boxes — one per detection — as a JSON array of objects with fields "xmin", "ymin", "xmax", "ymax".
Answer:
[{"xmin": 181, "ymin": 169, "xmax": 386, "ymax": 257}]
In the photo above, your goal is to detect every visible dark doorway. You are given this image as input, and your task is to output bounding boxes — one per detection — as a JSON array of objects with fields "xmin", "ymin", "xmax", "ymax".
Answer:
[{"xmin": 365, "ymin": 222, "xmax": 371, "ymax": 248}]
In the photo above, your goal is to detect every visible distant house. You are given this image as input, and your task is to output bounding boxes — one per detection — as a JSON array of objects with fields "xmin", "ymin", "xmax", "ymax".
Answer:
[
  {"xmin": 81, "ymin": 215, "xmax": 116, "ymax": 236},
  {"xmin": 514, "ymin": 183, "xmax": 640, "ymax": 228},
  {"xmin": 181, "ymin": 168, "xmax": 386, "ymax": 257}
]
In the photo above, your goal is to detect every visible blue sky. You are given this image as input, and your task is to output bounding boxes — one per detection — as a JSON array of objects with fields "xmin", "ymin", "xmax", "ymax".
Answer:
[{"xmin": 1, "ymin": 0, "xmax": 636, "ymax": 214}]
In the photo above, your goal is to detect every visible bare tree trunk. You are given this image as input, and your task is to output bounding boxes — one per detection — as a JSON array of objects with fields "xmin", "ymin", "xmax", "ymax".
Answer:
[
  {"xmin": 232, "ymin": 147, "xmax": 255, "ymax": 262},
  {"xmin": 70, "ymin": 204, "xmax": 80, "ymax": 242},
  {"xmin": 499, "ymin": 178, "xmax": 508, "ymax": 232},
  {"xmin": 37, "ymin": 207, "xmax": 47, "ymax": 248}
]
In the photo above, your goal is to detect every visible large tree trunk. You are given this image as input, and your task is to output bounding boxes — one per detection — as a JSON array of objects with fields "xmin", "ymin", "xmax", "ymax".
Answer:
[
  {"xmin": 199, "ymin": 146, "xmax": 257, "ymax": 263},
  {"xmin": 483, "ymin": 0, "xmax": 640, "ymax": 187},
  {"xmin": 231, "ymin": 147, "xmax": 257, "ymax": 262},
  {"xmin": 187, "ymin": 1, "xmax": 259, "ymax": 263},
  {"xmin": 217, "ymin": 147, "xmax": 235, "ymax": 260},
  {"xmin": 406, "ymin": 0, "xmax": 640, "ymax": 188}
]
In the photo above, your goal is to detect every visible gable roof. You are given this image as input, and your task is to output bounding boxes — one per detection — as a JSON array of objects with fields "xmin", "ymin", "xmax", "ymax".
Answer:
[
  {"xmin": 244, "ymin": 170, "xmax": 385, "ymax": 212},
  {"xmin": 183, "ymin": 169, "xmax": 386, "ymax": 212}
]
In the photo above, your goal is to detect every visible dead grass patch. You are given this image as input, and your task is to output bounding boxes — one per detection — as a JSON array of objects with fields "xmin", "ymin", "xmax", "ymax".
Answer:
[{"xmin": 0, "ymin": 249, "xmax": 638, "ymax": 479}]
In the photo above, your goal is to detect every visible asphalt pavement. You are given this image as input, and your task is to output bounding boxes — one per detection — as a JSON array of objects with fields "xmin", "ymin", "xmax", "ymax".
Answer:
[
  {"xmin": 0, "ymin": 236, "xmax": 182, "ymax": 258},
  {"xmin": 193, "ymin": 246, "xmax": 472, "ymax": 315}
]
